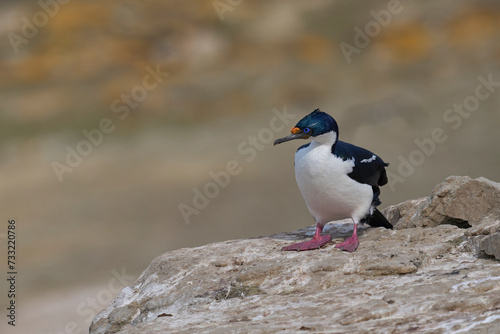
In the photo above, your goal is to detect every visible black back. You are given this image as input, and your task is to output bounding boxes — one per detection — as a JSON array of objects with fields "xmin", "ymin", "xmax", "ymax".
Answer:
[{"xmin": 333, "ymin": 140, "xmax": 389, "ymax": 188}]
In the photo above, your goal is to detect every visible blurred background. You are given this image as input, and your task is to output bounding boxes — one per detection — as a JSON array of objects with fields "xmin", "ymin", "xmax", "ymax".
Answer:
[{"xmin": 1, "ymin": 0, "xmax": 499, "ymax": 332}]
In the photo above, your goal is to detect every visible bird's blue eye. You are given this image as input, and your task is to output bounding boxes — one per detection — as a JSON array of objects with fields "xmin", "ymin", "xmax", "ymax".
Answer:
[{"xmin": 303, "ymin": 128, "xmax": 310, "ymax": 134}]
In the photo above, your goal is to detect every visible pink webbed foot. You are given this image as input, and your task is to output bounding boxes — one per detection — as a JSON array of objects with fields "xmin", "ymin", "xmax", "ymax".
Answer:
[
  {"xmin": 335, "ymin": 223, "xmax": 359, "ymax": 253},
  {"xmin": 282, "ymin": 223, "xmax": 332, "ymax": 251},
  {"xmin": 334, "ymin": 236, "xmax": 359, "ymax": 252},
  {"xmin": 282, "ymin": 234, "xmax": 332, "ymax": 251}
]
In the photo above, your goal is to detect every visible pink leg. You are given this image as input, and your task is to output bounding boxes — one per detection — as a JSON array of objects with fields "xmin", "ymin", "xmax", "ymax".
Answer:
[
  {"xmin": 282, "ymin": 223, "xmax": 332, "ymax": 251},
  {"xmin": 335, "ymin": 223, "xmax": 359, "ymax": 252}
]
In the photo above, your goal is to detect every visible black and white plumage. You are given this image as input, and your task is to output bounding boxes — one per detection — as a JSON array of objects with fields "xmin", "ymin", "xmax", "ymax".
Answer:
[{"xmin": 274, "ymin": 109, "xmax": 392, "ymax": 252}]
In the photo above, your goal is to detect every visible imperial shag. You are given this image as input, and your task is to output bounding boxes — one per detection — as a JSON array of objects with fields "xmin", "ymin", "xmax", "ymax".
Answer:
[{"xmin": 274, "ymin": 109, "xmax": 392, "ymax": 252}]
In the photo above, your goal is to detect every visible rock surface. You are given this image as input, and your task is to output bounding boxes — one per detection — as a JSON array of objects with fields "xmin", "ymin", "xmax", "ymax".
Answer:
[
  {"xmin": 387, "ymin": 176, "xmax": 500, "ymax": 230},
  {"xmin": 91, "ymin": 176, "xmax": 500, "ymax": 334}
]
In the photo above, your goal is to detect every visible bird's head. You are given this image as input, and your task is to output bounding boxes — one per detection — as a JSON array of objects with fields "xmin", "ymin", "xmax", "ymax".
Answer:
[{"xmin": 274, "ymin": 109, "xmax": 339, "ymax": 146}]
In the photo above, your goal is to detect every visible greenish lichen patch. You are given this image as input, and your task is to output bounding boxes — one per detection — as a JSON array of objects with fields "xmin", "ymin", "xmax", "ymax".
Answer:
[{"xmin": 213, "ymin": 283, "xmax": 264, "ymax": 300}]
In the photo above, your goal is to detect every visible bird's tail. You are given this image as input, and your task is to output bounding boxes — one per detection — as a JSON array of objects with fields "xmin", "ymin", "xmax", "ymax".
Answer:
[{"xmin": 367, "ymin": 209, "xmax": 393, "ymax": 229}]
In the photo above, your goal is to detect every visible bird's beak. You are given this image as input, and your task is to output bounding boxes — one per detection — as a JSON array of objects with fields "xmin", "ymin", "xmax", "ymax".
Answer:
[{"xmin": 274, "ymin": 127, "xmax": 310, "ymax": 146}]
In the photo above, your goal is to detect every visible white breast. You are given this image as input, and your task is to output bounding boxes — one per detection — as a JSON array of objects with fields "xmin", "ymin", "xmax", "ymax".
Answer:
[{"xmin": 294, "ymin": 139, "xmax": 373, "ymax": 225}]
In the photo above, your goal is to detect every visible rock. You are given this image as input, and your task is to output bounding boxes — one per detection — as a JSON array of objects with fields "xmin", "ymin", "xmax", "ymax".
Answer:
[
  {"xmin": 477, "ymin": 233, "xmax": 500, "ymax": 259},
  {"xmin": 91, "ymin": 176, "xmax": 500, "ymax": 334},
  {"xmin": 382, "ymin": 196, "xmax": 427, "ymax": 227},
  {"xmin": 466, "ymin": 218, "xmax": 500, "ymax": 260},
  {"xmin": 387, "ymin": 176, "xmax": 500, "ymax": 229},
  {"xmin": 385, "ymin": 176, "xmax": 500, "ymax": 261}
]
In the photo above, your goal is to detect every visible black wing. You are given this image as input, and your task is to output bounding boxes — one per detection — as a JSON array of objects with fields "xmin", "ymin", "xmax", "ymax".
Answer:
[{"xmin": 333, "ymin": 141, "xmax": 389, "ymax": 187}]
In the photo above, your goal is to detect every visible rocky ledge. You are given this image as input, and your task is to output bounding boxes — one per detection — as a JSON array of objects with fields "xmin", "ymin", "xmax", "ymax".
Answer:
[{"xmin": 91, "ymin": 176, "xmax": 500, "ymax": 334}]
